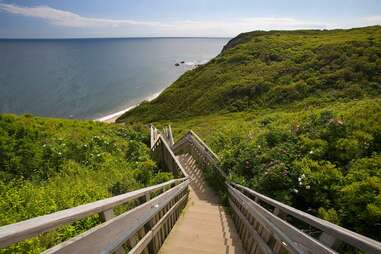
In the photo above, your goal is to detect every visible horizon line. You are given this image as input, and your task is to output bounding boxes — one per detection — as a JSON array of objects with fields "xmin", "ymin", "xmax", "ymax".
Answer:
[{"xmin": 0, "ymin": 36, "xmax": 232, "ymax": 40}]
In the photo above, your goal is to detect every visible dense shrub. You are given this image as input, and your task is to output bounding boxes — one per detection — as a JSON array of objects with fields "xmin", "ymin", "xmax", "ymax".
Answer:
[
  {"xmin": 208, "ymin": 101, "xmax": 381, "ymax": 240},
  {"xmin": 0, "ymin": 115, "xmax": 173, "ymax": 253}
]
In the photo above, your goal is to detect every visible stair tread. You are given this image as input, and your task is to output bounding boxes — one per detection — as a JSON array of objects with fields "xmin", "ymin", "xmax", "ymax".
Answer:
[{"xmin": 159, "ymin": 153, "xmax": 245, "ymax": 254}]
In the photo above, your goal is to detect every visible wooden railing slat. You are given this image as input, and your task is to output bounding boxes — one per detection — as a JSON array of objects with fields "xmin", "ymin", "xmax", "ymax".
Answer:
[
  {"xmin": 229, "ymin": 198, "xmax": 274, "ymax": 254},
  {"xmin": 0, "ymin": 178, "xmax": 185, "ymax": 248},
  {"xmin": 229, "ymin": 185, "xmax": 337, "ymax": 254},
  {"xmin": 42, "ymin": 180, "xmax": 189, "ymax": 254},
  {"xmin": 232, "ymin": 183, "xmax": 381, "ymax": 253}
]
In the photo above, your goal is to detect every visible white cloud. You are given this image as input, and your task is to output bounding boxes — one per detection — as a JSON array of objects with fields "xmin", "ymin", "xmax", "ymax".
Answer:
[
  {"xmin": 363, "ymin": 16, "xmax": 381, "ymax": 23},
  {"xmin": 3, "ymin": 3, "xmax": 379, "ymax": 37},
  {"xmin": 0, "ymin": 3, "xmax": 160, "ymax": 28}
]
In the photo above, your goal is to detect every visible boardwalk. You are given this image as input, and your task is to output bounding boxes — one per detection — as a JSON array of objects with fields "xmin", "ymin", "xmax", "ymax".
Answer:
[{"xmin": 159, "ymin": 154, "xmax": 245, "ymax": 254}]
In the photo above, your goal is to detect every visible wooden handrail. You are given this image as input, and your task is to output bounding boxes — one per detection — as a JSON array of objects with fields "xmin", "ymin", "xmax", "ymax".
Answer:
[
  {"xmin": 151, "ymin": 125, "xmax": 188, "ymax": 178},
  {"xmin": 43, "ymin": 180, "xmax": 189, "ymax": 254},
  {"xmin": 231, "ymin": 183, "xmax": 381, "ymax": 253},
  {"xmin": 171, "ymin": 128, "xmax": 381, "ymax": 254},
  {"xmin": 0, "ymin": 127, "xmax": 190, "ymax": 253},
  {"xmin": 173, "ymin": 131, "xmax": 227, "ymax": 179},
  {"xmin": 0, "ymin": 178, "xmax": 186, "ymax": 248},
  {"xmin": 228, "ymin": 185, "xmax": 336, "ymax": 254}
]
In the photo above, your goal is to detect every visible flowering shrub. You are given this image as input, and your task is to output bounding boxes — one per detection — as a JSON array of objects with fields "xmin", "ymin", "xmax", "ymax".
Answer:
[{"xmin": 211, "ymin": 102, "xmax": 381, "ymax": 240}]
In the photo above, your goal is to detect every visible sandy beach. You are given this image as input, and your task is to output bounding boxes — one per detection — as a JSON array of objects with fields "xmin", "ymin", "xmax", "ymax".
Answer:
[{"xmin": 97, "ymin": 92, "xmax": 161, "ymax": 123}]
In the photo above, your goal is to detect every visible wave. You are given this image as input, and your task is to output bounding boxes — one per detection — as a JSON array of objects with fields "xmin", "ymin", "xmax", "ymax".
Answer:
[{"xmin": 183, "ymin": 59, "xmax": 208, "ymax": 66}]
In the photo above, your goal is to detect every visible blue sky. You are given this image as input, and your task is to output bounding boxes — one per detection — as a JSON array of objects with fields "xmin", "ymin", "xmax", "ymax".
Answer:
[{"xmin": 0, "ymin": 0, "xmax": 380, "ymax": 38}]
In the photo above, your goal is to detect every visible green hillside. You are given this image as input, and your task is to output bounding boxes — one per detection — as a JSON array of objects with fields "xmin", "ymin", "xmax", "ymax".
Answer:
[
  {"xmin": 117, "ymin": 26, "xmax": 381, "ymax": 240},
  {"xmin": 0, "ymin": 115, "xmax": 172, "ymax": 253},
  {"xmin": 118, "ymin": 26, "xmax": 381, "ymax": 123}
]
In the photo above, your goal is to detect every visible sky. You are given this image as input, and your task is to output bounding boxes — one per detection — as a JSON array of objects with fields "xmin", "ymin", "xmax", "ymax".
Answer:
[{"xmin": 0, "ymin": 0, "xmax": 380, "ymax": 38}]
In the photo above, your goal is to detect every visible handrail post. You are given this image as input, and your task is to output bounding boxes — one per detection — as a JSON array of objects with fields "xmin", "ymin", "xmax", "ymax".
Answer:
[
  {"xmin": 168, "ymin": 125, "xmax": 174, "ymax": 146},
  {"xmin": 99, "ymin": 209, "xmax": 125, "ymax": 254},
  {"xmin": 99, "ymin": 209, "xmax": 115, "ymax": 222},
  {"xmin": 319, "ymin": 232, "xmax": 340, "ymax": 249}
]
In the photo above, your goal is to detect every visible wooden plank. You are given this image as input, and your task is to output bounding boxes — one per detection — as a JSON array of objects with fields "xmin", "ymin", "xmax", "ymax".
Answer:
[
  {"xmin": 229, "ymin": 198, "xmax": 274, "ymax": 254},
  {"xmin": 129, "ymin": 194, "xmax": 188, "ymax": 254},
  {"xmin": 98, "ymin": 209, "xmax": 125, "ymax": 254},
  {"xmin": 319, "ymin": 233, "xmax": 339, "ymax": 249},
  {"xmin": 159, "ymin": 136, "xmax": 188, "ymax": 178},
  {"xmin": 42, "ymin": 180, "xmax": 189, "ymax": 254},
  {"xmin": 0, "ymin": 179, "xmax": 186, "ymax": 248},
  {"xmin": 229, "ymin": 186, "xmax": 336, "ymax": 254},
  {"xmin": 168, "ymin": 125, "xmax": 174, "ymax": 146},
  {"xmin": 99, "ymin": 209, "xmax": 115, "ymax": 222},
  {"xmin": 232, "ymin": 183, "xmax": 381, "ymax": 254}
]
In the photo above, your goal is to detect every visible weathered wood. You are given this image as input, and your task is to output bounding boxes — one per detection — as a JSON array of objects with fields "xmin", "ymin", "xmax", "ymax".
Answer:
[
  {"xmin": 99, "ymin": 209, "xmax": 125, "ymax": 254},
  {"xmin": 0, "ymin": 178, "xmax": 185, "ymax": 248},
  {"xmin": 42, "ymin": 180, "xmax": 189, "ymax": 254},
  {"xmin": 232, "ymin": 183, "xmax": 381, "ymax": 253},
  {"xmin": 229, "ymin": 198, "xmax": 274, "ymax": 254},
  {"xmin": 229, "ymin": 185, "xmax": 336, "ymax": 254},
  {"xmin": 167, "ymin": 125, "xmax": 174, "ymax": 146},
  {"xmin": 99, "ymin": 209, "xmax": 115, "ymax": 222},
  {"xmin": 129, "ymin": 194, "xmax": 188, "ymax": 254},
  {"xmin": 319, "ymin": 233, "xmax": 339, "ymax": 249}
]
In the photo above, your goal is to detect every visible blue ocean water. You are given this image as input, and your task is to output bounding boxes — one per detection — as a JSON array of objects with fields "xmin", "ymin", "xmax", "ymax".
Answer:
[{"xmin": 0, "ymin": 38, "xmax": 229, "ymax": 119}]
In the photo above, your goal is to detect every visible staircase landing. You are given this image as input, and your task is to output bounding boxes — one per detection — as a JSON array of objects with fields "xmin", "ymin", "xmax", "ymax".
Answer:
[{"xmin": 159, "ymin": 154, "xmax": 245, "ymax": 254}]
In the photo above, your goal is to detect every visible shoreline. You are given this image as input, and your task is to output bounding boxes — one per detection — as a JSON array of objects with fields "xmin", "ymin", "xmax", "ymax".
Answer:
[{"xmin": 97, "ymin": 92, "xmax": 161, "ymax": 123}]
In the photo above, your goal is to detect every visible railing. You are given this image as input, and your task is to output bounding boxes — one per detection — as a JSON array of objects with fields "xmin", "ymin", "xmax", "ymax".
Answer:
[
  {"xmin": 151, "ymin": 126, "xmax": 188, "ymax": 178},
  {"xmin": 172, "ymin": 130, "xmax": 381, "ymax": 254},
  {"xmin": 0, "ymin": 127, "xmax": 189, "ymax": 254}
]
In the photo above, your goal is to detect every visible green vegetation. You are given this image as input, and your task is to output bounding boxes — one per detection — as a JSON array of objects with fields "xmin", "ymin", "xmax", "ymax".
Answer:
[
  {"xmin": 118, "ymin": 26, "xmax": 381, "ymax": 123},
  {"xmin": 0, "ymin": 114, "xmax": 172, "ymax": 253},
  {"xmin": 118, "ymin": 26, "xmax": 381, "ymax": 240}
]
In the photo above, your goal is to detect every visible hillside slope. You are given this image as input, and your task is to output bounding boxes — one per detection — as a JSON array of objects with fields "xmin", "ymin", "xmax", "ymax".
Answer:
[
  {"xmin": 117, "ymin": 26, "xmax": 381, "ymax": 123},
  {"xmin": 117, "ymin": 26, "xmax": 381, "ymax": 241},
  {"xmin": 0, "ymin": 115, "xmax": 172, "ymax": 253}
]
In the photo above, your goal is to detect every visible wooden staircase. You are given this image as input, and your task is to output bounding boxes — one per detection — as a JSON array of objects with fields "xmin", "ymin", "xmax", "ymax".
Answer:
[
  {"xmin": 0, "ymin": 125, "xmax": 380, "ymax": 254},
  {"xmin": 159, "ymin": 154, "xmax": 244, "ymax": 254}
]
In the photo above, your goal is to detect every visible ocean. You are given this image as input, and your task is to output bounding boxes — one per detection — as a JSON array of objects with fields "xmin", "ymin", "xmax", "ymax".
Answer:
[{"xmin": 0, "ymin": 38, "xmax": 229, "ymax": 120}]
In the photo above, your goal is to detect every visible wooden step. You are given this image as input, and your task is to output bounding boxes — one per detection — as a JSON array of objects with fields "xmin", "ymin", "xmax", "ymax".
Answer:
[{"xmin": 159, "ymin": 153, "xmax": 245, "ymax": 254}]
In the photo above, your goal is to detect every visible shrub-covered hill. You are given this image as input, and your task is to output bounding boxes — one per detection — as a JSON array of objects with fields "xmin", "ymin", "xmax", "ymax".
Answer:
[
  {"xmin": 116, "ymin": 26, "xmax": 381, "ymax": 241},
  {"xmin": 0, "ymin": 114, "xmax": 172, "ymax": 253},
  {"xmin": 117, "ymin": 26, "xmax": 381, "ymax": 123}
]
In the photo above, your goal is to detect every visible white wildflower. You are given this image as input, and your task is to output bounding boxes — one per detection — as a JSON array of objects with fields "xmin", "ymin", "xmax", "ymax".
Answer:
[
  {"xmin": 309, "ymin": 150, "xmax": 314, "ymax": 154},
  {"xmin": 306, "ymin": 185, "xmax": 311, "ymax": 190},
  {"xmin": 293, "ymin": 189, "xmax": 299, "ymax": 193}
]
